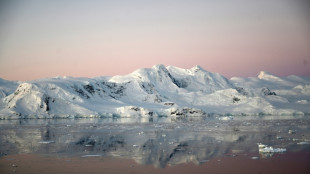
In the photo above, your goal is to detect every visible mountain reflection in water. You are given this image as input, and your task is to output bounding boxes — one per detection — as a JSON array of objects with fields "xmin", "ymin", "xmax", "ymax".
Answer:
[{"xmin": 0, "ymin": 116, "xmax": 310, "ymax": 168}]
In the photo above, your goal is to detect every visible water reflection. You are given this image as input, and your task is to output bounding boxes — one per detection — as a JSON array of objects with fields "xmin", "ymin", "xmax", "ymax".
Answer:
[{"xmin": 0, "ymin": 116, "xmax": 310, "ymax": 168}]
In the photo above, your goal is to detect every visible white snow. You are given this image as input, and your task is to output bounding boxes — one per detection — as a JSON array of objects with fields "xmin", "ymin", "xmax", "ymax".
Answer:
[
  {"xmin": 257, "ymin": 71, "xmax": 283, "ymax": 81},
  {"xmin": 0, "ymin": 65, "xmax": 310, "ymax": 119},
  {"xmin": 296, "ymin": 141, "xmax": 310, "ymax": 145},
  {"xmin": 39, "ymin": 141, "xmax": 55, "ymax": 144},
  {"xmin": 258, "ymin": 143, "xmax": 286, "ymax": 153},
  {"xmin": 218, "ymin": 116, "xmax": 233, "ymax": 120},
  {"xmin": 0, "ymin": 78, "xmax": 20, "ymax": 98}
]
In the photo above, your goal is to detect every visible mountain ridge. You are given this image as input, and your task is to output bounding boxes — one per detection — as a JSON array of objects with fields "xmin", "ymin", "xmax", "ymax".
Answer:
[{"xmin": 0, "ymin": 65, "xmax": 309, "ymax": 119}]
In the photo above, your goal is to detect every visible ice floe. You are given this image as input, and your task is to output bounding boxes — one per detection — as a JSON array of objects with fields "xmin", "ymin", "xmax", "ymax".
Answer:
[
  {"xmin": 258, "ymin": 143, "xmax": 286, "ymax": 153},
  {"xmin": 81, "ymin": 155, "xmax": 102, "ymax": 158},
  {"xmin": 218, "ymin": 116, "xmax": 233, "ymax": 120},
  {"xmin": 38, "ymin": 141, "xmax": 55, "ymax": 144},
  {"xmin": 297, "ymin": 141, "xmax": 310, "ymax": 145}
]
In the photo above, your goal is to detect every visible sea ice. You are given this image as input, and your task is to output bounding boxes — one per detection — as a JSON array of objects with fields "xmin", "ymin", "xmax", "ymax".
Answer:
[
  {"xmin": 38, "ymin": 141, "xmax": 55, "ymax": 144},
  {"xmin": 258, "ymin": 143, "xmax": 286, "ymax": 153},
  {"xmin": 297, "ymin": 142, "xmax": 310, "ymax": 145},
  {"xmin": 81, "ymin": 155, "xmax": 102, "ymax": 157},
  {"xmin": 218, "ymin": 116, "xmax": 233, "ymax": 120}
]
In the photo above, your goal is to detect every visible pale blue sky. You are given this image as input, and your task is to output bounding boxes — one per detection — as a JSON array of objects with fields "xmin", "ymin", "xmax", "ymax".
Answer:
[{"xmin": 0, "ymin": 0, "xmax": 309, "ymax": 80}]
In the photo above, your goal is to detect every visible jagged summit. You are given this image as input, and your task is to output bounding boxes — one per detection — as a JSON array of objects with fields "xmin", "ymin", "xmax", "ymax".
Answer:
[
  {"xmin": 152, "ymin": 64, "xmax": 167, "ymax": 70},
  {"xmin": 0, "ymin": 65, "xmax": 309, "ymax": 119},
  {"xmin": 191, "ymin": 65, "xmax": 205, "ymax": 72}
]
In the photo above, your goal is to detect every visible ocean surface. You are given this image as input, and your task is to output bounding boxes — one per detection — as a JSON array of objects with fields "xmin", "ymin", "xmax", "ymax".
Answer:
[{"xmin": 0, "ymin": 115, "xmax": 310, "ymax": 174}]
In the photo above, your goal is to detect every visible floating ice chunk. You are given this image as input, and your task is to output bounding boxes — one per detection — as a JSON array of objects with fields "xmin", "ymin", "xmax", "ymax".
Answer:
[
  {"xmin": 257, "ymin": 143, "xmax": 266, "ymax": 149},
  {"xmin": 219, "ymin": 116, "xmax": 233, "ymax": 120},
  {"xmin": 297, "ymin": 142, "xmax": 310, "ymax": 145},
  {"xmin": 259, "ymin": 147, "xmax": 286, "ymax": 153},
  {"xmin": 288, "ymin": 130, "xmax": 296, "ymax": 134},
  {"xmin": 258, "ymin": 143, "xmax": 286, "ymax": 153},
  {"xmin": 39, "ymin": 141, "xmax": 55, "ymax": 144},
  {"xmin": 81, "ymin": 155, "xmax": 101, "ymax": 157},
  {"xmin": 276, "ymin": 136, "xmax": 284, "ymax": 140},
  {"xmin": 296, "ymin": 100, "xmax": 308, "ymax": 104}
]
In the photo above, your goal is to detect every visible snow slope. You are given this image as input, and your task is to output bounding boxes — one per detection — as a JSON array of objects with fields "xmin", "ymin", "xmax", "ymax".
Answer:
[
  {"xmin": 0, "ymin": 65, "xmax": 309, "ymax": 119},
  {"xmin": 0, "ymin": 78, "xmax": 20, "ymax": 98}
]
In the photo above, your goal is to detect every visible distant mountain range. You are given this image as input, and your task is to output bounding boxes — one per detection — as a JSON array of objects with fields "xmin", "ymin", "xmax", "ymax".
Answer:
[{"xmin": 0, "ymin": 65, "xmax": 309, "ymax": 119}]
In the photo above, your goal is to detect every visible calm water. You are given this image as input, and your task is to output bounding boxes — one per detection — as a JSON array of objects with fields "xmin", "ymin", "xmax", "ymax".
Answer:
[{"xmin": 0, "ymin": 116, "xmax": 310, "ymax": 173}]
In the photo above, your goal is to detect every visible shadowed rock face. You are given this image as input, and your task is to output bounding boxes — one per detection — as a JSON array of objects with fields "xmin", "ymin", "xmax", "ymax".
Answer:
[
  {"xmin": 1, "ymin": 116, "xmax": 309, "ymax": 167},
  {"xmin": 261, "ymin": 87, "xmax": 276, "ymax": 96}
]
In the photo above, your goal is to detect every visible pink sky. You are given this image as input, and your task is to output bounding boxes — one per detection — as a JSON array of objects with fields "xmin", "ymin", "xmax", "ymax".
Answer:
[{"xmin": 0, "ymin": 0, "xmax": 309, "ymax": 81}]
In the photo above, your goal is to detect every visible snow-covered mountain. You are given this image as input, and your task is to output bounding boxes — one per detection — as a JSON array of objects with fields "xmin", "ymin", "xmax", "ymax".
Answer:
[
  {"xmin": 0, "ymin": 65, "xmax": 309, "ymax": 119},
  {"xmin": 0, "ymin": 78, "xmax": 20, "ymax": 98}
]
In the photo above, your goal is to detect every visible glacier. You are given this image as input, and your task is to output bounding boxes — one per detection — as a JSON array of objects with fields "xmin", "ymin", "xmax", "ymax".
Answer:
[{"xmin": 0, "ymin": 64, "xmax": 309, "ymax": 119}]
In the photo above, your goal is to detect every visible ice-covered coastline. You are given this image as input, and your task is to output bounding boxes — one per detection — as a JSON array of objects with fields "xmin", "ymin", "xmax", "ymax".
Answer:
[{"xmin": 0, "ymin": 65, "xmax": 310, "ymax": 119}]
